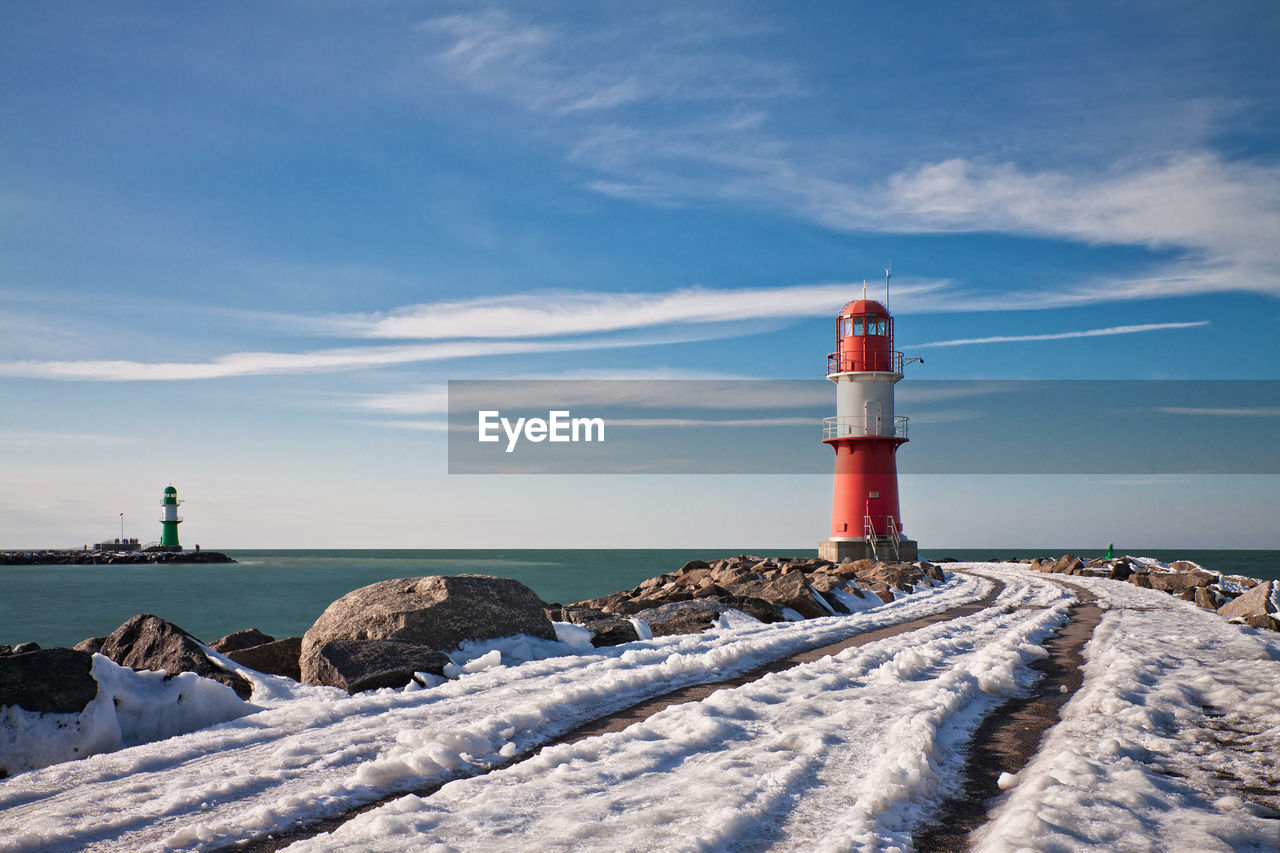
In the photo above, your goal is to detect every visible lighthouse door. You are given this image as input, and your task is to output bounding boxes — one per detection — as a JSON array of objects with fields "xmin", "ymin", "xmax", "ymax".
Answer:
[{"xmin": 865, "ymin": 400, "xmax": 882, "ymax": 436}]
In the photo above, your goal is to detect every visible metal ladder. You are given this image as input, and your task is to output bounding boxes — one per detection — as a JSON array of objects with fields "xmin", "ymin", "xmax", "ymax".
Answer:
[
  {"xmin": 863, "ymin": 515, "xmax": 879, "ymax": 561},
  {"xmin": 885, "ymin": 516, "xmax": 903, "ymax": 561}
]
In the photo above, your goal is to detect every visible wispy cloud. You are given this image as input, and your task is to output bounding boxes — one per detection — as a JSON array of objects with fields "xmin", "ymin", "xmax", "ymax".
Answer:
[
  {"xmin": 0, "ymin": 329, "xmax": 741, "ymax": 382},
  {"xmin": 319, "ymin": 282, "xmax": 942, "ymax": 340},
  {"xmin": 0, "ymin": 431, "xmax": 139, "ymax": 447},
  {"xmin": 418, "ymin": 9, "xmax": 1280, "ymax": 306},
  {"xmin": 912, "ymin": 321, "xmax": 1208, "ymax": 348},
  {"xmin": 418, "ymin": 9, "xmax": 794, "ymax": 116},
  {"xmin": 1158, "ymin": 406, "xmax": 1280, "ymax": 417}
]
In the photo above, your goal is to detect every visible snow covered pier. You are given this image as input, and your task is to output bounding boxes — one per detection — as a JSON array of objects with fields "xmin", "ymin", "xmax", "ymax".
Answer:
[{"xmin": 2, "ymin": 562, "xmax": 1279, "ymax": 851}]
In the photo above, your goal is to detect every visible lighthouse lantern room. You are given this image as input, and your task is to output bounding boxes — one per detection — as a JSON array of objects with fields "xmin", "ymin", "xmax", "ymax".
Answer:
[
  {"xmin": 159, "ymin": 485, "xmax": 184, "ymax": 551},
  {"xmin": 819, "ymin": 296, "xmax": 919, "ymax": 562}
]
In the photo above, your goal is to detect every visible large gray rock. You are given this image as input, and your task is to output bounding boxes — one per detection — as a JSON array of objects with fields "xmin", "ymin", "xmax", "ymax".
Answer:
[
  {"xmin": 1219, "ymin": 580, "xmax": 1275, "ymax": 621},
  {"xmin": 726, "ymin": 572, "xmax": 829, "ymax": 619},
  {"xmin": 98, "ymin": 615, "xmax": 253, "ymax": 700},
  {"xmin": 648, "ymin": 608, "xmax": 720, "ymax": 637},
  {"xmin": 1148, "ymin": 571, "xmax": 1217, "ymax": 594},
  {"xmin": 210, "ymin": 628, "xmax": 275, "ymax": 653},
  {"xmin": 301, "ymin": 575, "xmax": 555, "ymax": 685},
  {"xmin": 1053, "ymin": 555, "xmax": 1084, "ymax": 574},
  {"xmin": 632, "ymin": 602, "xmax": 722, "ymax": 637},
  {"xmin": 554, "ymin": 608, "xmax": 640, "ymax": 647},
  {"xmin": 74, "ymin": 637, "xmax": 105, "ymax": 654},
  {"xmin": 308, "ymin": 639, "xmax": 451, "ymax": 694},
  {"xmin": 0, "ymin": 648, "xmax": 98, "ymax": 713},
  {"xmin": 228, "ymin": 637, "xmax": 303, "ymax": 681}
]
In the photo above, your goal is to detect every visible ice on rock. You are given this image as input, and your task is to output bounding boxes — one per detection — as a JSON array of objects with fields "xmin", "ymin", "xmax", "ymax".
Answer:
[
  {"xmin": 627, "ymin": 617, "xmax": 652, "ymax": 640},
  {"xmin": 0, "ymin": 653, "xmax": 255, "ymax": 777},
  {"xmin": 997, "ymin": 771, "xmax": 1018, "ymax": 790},
  {"xmin": 552, "ymin": 621, "xmax": 595, "ymax": 650}
]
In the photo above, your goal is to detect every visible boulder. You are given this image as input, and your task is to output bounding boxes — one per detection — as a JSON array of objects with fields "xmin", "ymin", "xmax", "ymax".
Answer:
[
  {"xmin": 0, "ymin": 644, "xmax": 10, "ymax": 656},
  {"xmin": 728, "ymin": 572, "xmax": 829, "ymax": 619},
  {"xmin": 714, "ymin": 595, "xmax": 786, "ymax": 624},
  {"xmin": 210, "ymin": 628, "xmax": 275, "ymax": 653},
  {"xmin": 571, "ymin": 591, "xmax": 633, "ymax": 614},
  {"xmin": 13, "ymin": 642, "xmax": 41, "ymax": 654},
  {"xmin": 1148, "ymin": 571, "xmax": 1218, "ymax": 594},
  {"xmin": 1242, "ymin": 614, "xmax": 1280, "ymax": 632},
  {"xmin": 554, "ymin": 607, "xmax": 640, "ymax": 647},
  {"xmin": 307, "ymin": 639, "xmax": 451, "ymax": 694},
  {"xmin": 1194, "ymin": 587, "xmax": 1220, "ymax": 611},
  {"xmin": 1053, "ymin": 555, "xmax": 1083, "ymax": 574},
  {"xmin": 301, "ymin": 575, "xmax": 555, "ymax": 685},
  {"xmin": 1219, "ymin": 581, "xmax": 1275, "ymax": 621},
  {"xmin": 677, "ymin": 560, "xmax": 710, "ymax": 573},
  {"xmin": 852, "ymin": 562, "xmax": 923, "ymax": 592},
  {"xmin": 1130, "ymin": 573, "xmax": 1153, "ymax": 588},
  {"xmin": 227, "ymin": 637, "xmax": 303, "ymax": 681},
  {"xmin": 74, "ymin": 637, "xmax": 106, "ymax": 654},
  {"xmin": 920, "ymin": 563, "xmax": 946, "ymax": 583},
  {"xmin": 1168, "ymin": 560, "xmax": 1201, "ymax": 573},
  {"xmin": 0, "ymin": 648, "xmax": 98, "ymax": 713},
  {"xmin": 98, "ymin": 615, "xmax": 252, "ymax": 700},
  {"xmin": 1109, "ymin": 563, "xmax": 1134, "ymax": 581},
  {"xmin": 869, "ymin": 583, "xmax": 896, "ymax": 603},
  {"xmin": 636, "ymin": 604, "xmax": 721, "ymax": 637},
  {"xmin": 579, "ymin": 616, "xmax": 640, "ymax": 647}
]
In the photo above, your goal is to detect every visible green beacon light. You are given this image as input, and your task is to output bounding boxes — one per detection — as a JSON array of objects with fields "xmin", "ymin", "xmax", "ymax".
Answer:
[{"xmin": 160, "ymin": 485, "xmax": 183, "ymax": 550}]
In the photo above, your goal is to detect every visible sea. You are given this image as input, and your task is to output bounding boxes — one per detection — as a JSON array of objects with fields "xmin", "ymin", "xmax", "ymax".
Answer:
[{"xmin": 3, "ymin": 548, "xmax": 1278, "ymax": 650}]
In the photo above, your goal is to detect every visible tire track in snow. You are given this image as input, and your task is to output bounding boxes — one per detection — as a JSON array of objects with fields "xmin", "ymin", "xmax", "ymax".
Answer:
[
  {"xmin": 912, "ymin": 574, "xmax": 1103, "ymax": 852},
  {"xmin": 226, "ymin": 575, "xmax": 1008, "ymax": 853},
  {"xmin": 274, "ymin": 572, "xmax": 1072, "ymax": 852}
]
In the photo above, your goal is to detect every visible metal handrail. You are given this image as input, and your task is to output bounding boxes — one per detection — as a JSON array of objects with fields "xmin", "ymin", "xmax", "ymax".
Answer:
[
  {"xmin": 822, "ymin": 415, "xmax": 908, "ymax": 440},
  {"xmin": 827, "ymin": 350, "xmax": 904, "ymax": 375}
]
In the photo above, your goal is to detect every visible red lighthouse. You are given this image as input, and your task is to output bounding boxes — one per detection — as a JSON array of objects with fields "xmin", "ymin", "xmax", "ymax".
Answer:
[{"xmin": 819, "ymin": 295, "xmax": 919, "ymax": 562}]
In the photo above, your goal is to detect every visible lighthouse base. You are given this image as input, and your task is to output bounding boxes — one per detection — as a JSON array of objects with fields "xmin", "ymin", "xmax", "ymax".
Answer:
[{"xmin": 819, "ymin": 538, "xmax": 918, "ymax": 564}]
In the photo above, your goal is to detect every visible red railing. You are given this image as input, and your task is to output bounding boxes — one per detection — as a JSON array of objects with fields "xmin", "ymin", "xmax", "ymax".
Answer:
[{"xmin": 827, "ymin": 350, "xmax": 904, "ymax": 375}]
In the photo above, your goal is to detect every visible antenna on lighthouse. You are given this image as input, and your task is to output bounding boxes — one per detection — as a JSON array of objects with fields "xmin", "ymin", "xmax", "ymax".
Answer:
[
  {"xmin": 885, "ymin": 262, "xmax": 892, "ymax": 310},
  {"xmin": 861, "ymin": 279, "xmax": 868, "ymax": 300}
]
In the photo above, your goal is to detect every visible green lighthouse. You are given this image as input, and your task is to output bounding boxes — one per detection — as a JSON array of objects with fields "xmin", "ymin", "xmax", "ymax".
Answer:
[{"xmin": 160, "ymin": 485, "xmax": 183, "ymax": 550}]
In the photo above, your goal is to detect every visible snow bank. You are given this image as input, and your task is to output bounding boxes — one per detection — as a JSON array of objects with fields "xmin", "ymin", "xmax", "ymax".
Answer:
[
  {"xmin": 286, "ymin": 572, "xmax": 1070, "ymax": 852},
  {"xmin": 0, "ymin": 655, "xmax": 254, "ymax": 778},
  {"xmin": 0, "ymin": 572, "xmax": 984, "ymax": 852},
  {"xmin": 972, "ymin": 568, "xmax": 1280, "ymax": 853}
]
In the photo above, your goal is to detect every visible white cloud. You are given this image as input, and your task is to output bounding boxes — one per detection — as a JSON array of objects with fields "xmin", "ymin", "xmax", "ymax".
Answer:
[
  {"xmin": 0, "ymin": 330, "xmax": 737, "ymax": 382},
  {"xmin": 1158, "ymin": 406, "xmax": 1280, "ymax": 417},
  {"xmin": 912, "ymin": 321, "xmax": 1208, "ymax": 348},
  {"xmin": 418, "ymin": 9, "xmax": 794, "ymax": 116},
  {"xmin": 417, "ymin": 10, "xmax": 1280, "ymax": 306},
  {"xmin": 325, "ymin": 282, "xmax": 943, "ymax": 340}
]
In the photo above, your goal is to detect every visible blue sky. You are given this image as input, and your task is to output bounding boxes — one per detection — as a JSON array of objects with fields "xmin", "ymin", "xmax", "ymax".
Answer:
[{"xmin": 2, "ymin": 2, "xmax": 1278, "ymax": 548}]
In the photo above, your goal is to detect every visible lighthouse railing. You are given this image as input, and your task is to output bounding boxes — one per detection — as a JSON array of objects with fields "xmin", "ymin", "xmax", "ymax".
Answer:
[
  {"xmin": 822, "ymin": 415, "xmax": 908, "ymax": 440},
  {"xmin": 827, "ymin": 350, "xmax": 904, "ymax": 375}
]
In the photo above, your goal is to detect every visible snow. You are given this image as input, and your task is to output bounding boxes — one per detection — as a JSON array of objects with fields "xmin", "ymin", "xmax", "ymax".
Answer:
[
  {"xmin": 971, "ymin": 570, "xmax": 1280, "ymax": 853},
  {"xmin": 4, "ymin": 563, "xmax": 1280, "ymax": 852},
  {"xmin": 627, "ymin": 617, "xmax": 652, "ymax": 640},
  {"xmin": 287, "ymin": 572, "xmax": 1071, "ymax": 852},
  {"xmin": 551, "ymin": 621, "xmax": 595, "ymax": 651},
  {"xmin": 0, "ymin": 572, "xmax": 983, "ymax": 852},
  {"xmin": 0, "ymin": 655, "xmax": 256, "ymax": 778}
]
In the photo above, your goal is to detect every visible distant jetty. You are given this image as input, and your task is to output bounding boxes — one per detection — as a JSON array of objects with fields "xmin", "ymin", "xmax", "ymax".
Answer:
[{"xmin": 0, "ymin": 549, "xmax": 234, "ymax": 566}]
